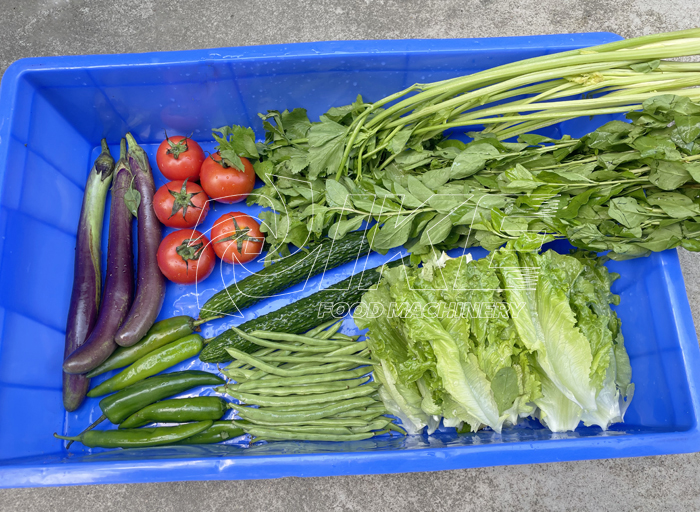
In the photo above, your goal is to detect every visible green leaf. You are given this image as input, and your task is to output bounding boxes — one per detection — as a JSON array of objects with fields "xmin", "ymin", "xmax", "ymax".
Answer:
[
  {"xmin": 637, "ymin": 223, "xmax": 682, "ymax": 252},
  {"xmin": 388, "ymin": 128, "xmax": 413, "ymax": 155},
  {"xmin": 253, "ymin": 160, "xmax": 274, "ymax": 184},
  {"xmin": 675, "ymin": 114, "xmax": 700, "ymax": 144},
  {"xmin": 392, "ymin": 182, "xmax": 425, "ymax": 209},
  {"xmin": 123, "ymin": 187, "xmax": 141, "ymax": 218},
  {"xmin": 410, "ymin": 211, "xmax": 437, "ymax": 238},
  {"xmin": 419, "ymin": 213, "xmax": 452, "ymax": 246},
  {"xmin": 422, "ymin": 167, "xmax": 452, "ymax": 189},
  {"xmin": 307, "ymin": 118, "xmax": 347, "ymax": 179},
  {"xmin": 491, "ymin": 367, "xmax": 520, "ymax": 414},
  {"xmin": 437, "ymin": 139, "xmax": 467, "ymax": 151},
  {"xmin": 451, "ymin": 142, "xmax": 499, "ymax": 179},
  {"xmin": 629, "ymin": 60, "xmax": 660, "ymax": 73},
  {"xmin": 608, "ymin": 197, "xmax": 647, "ymax": 229},
  {"xmin": 596, "ymin": 151, "xmax": 641, "ymax": 171},
  {"xmin": 649, "ymin": 160, "xmax": 691, "ymax": 191},
  {"xmin": 325, "ymin": 179, "xmax": 353, "ymax": 209},
  {"xmin": 272, "ymin": 146, "xmax": 309, "ymax": 175},
  {"xmin": 395, "ymin": 150, "xmax": 433, "ymax": 170},
  {"xmin": 281, "ymin": 108, "xmax": 312, "ymax": 139},
  {"xmin": 584, "ymin": 121, "xmax": 632, "ymax": 150},
  {"xmin": 686, "ymin": 162, "xmax": 700, "ymax": 183},
  {"xmin": 219, "ymin": 150, "xmax": 244, "ymax": 171},
  {"xmin": 328, "ymin": 215, "xmax": 365, "ymax": 239},
  {"xmin": 518, "ymin": 134, "xmax": 554, "ymax": 145},
  {"xmin": 371, "ymin": 217, "xmax": 414, "ymax": 251},
  {"xmin": 632, "ymin": 136, "xmax": 682, "ymax": 161},
  {"xmin": 647, "ymin": 192, "xmax": 700, "ymax": 218},
  {"xmin": 497, "ymin": 164, "xmax": 542, "ymax": 193},
  {"xmin": 213, "ymin": 125, "xmax": 259, "ymax": 165},
  {"xmin": 322, "ymin": 104, "xmax": 355, "ymax": 123},
  {"xmin": 407, "ymin": 176, "xmax": 435, "ymax": 203}
]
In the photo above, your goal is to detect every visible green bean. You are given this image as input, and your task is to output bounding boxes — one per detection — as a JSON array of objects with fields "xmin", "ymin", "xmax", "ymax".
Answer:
[
  {"xmin": 222, "ymin": 368, "xmax": 255, "ymax": 381},
  {"xmin": 257, "ymin": 398, "xmax": 380, "ymax": 413},
  {"xmin": 248, "ymin": 330, "xmax": 343, "ymax": 347},
  {"xmin": 224, "ymin": 384, "xmax": 377, "ymax": 408},
  {"xmin": 232, "ymin": 368, "xmax": 371, "ymax": 391},
  {"xmin": 227, "ymin": 346, "xmax": 277, "ymax": 369},
  {"xmin": 244, "ymin": 426, "xmax": 386, "ymax": 442},
  {"xmin": 387, "ymin": 423, "xmax": 408, "ymax": 435},
  {"xmin": 269, "ymin": 343, "xmax": 369, "ymax": 374},
  {"xmin": 232, "ymin": 397, "xmax": 376, "ymax": 422},
  {"xmin": 330, "ymin": 333, "xmax": 360, "ymax": 342},
  {"xmin": 248, "ymin": 344, "xmax": 369, "ymax": 381},
  {"xmin": 247, "ymin": 400, "xmax": 345, "ymax": 412},
  {"xmin": 315, "ymin": 320, "xmax": 343, "ymax": 339},
  {"xmin": 226, "ymin": 348, "xmax": 364, "ymax": 378},
  {"xmin": 226, "ymin": 377, "xmax": 370, "ymax": 396},
  {"xmin": 305, "ymin": 319, "xmax": 339, "ymax": 338},
  {"xmin": 333, "ymin": 405, "xmax": 385, "ymax": 418},
  {"xmin": 237, "ymin": 335, "xmax": 344, "ymax": 354},
  {"xmin": 240, "ymin": 417, "xmax": 372, "ymax": 427},
  {"xmin": 234, "ymin": 421, "xmax": 352, "ymax": 435},
  {"xmin": 328, "ymin": 410, "xmax": 385, "ymax": 422},
  {"xmin": 258, "ymin": 354, "xmax": 373, "ymax": 366},
  {"xmin": 349, "ymin": 418, "xmax": 392, "ymax": 433}
]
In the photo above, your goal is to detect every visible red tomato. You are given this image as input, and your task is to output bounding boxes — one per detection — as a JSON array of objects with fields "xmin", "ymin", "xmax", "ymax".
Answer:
[
  {"xmin": 210, "ymin": 212, "xmax": 264, "ymax": 264},
  {"xmin": 199, "ymin": 152, "xmax": 256, "ymax": 204},
  {"xmin": 156, "ymin": 134, "xmax": 206, "ymax": 181},
  {"xmin": 153, "ymin": 179, "xmax": 210, "ymax": 228},
  {"xmin": 157, "ymin": 230, "xmax": 215, "ymax": 284}
]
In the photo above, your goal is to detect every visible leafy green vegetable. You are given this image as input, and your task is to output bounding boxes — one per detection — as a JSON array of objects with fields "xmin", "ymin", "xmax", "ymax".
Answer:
[
  {"xmin": 212, "ymin": 125, "xmax": 259, "ymax": 171},
  {"xmin": 355, "ymin": 243, "xmax": 632, "ymax": 434},
  {"xmin": 240, "ymin": 95, "xmax": 700, "ymax": 261}
]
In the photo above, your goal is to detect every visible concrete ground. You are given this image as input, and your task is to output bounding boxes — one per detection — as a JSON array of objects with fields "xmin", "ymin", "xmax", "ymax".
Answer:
[{"xmin": 1, "ymin": 0, "xmax": 700, "ymax": 510}]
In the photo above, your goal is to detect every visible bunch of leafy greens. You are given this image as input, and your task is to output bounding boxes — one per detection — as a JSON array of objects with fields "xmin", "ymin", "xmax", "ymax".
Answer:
[
  {"xmin": 353, "ymin": 243, "xmax": 633, "ymax": 434},
  {"xmin": 234, "ymin": 95, "xmax": 700, "ymax": 263}
]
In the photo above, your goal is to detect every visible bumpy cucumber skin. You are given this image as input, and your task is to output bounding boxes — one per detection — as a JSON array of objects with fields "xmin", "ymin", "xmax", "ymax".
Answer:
[
  {"xmin": 200, "ymin": 264, "xmax": 385, "ymax": 363},
  {"xmin": 200, "ymin": 231, "xmax": 369, "ymax": 318}
]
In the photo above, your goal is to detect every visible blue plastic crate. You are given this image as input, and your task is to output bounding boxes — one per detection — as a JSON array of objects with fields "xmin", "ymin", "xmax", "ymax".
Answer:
[{"xmin": 1, "ymin": 33, "xmax": 700, "ymax": 488}]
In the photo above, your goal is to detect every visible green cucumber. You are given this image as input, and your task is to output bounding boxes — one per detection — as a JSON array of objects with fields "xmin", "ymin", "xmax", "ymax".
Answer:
[
  {"xmin": 199, "ymin": 262, "xmax": 392, "ymax": 363},
  {"xmin": 200, "ymin": 231, "xmax": 369, "ymax": 318}
]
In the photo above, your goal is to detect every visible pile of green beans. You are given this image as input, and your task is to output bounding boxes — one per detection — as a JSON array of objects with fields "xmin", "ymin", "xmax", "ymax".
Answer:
[{"xmin": 217, "ymin": 320, "xmax": 406, "ymax": 443}]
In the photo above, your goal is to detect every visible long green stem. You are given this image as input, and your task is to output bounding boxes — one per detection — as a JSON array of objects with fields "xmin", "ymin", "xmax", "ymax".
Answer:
[
  {"xmin": 328, "ymin": 30, "xmax": 700, "ymax": 178},
  {"xmin": 365, "ymin": 33, "xmax": 700, "ymax": 131}
]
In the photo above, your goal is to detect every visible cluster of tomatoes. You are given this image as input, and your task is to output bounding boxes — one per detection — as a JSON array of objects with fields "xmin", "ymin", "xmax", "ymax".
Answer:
[{"xmin": 153, "ymin": 135, "xmax": 264, "ymax": 285}]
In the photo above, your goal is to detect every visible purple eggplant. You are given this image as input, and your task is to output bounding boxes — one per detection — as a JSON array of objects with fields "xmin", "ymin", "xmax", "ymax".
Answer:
[
  {"xmin": 63, "ymin": 139, "xmax": 134, "ymax": 374},
  {"xmin": 63, "ymin": 140, "xmax": 114, "ymax": 410},
  {"xmin": 114, "ymin": 133, "xmax": 166, "ymax": 347}
]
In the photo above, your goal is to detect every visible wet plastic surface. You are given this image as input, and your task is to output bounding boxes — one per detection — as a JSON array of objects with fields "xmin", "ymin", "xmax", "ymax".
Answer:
[{"xmin": 1, "ymin": 32, "xmax": 700, "ymax": 487}]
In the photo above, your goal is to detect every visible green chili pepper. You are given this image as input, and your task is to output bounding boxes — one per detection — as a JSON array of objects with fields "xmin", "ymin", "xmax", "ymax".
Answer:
[
  {"xmin": 86, "ymin": 316, "xmax": 219, "ymax": 378},
  {"xmin": 175, "ymin": 421, "xmax": 247, "ymax": 445},
  {"xmin": 55, "ymin": 421, "xmax": 213, "ymax": 448},
  {"xmin": 99, "ymin": 370, "xmax": 224, "ymax": 424},
  {"xmin": 119, "ymin": 396, "xmax": 227, "ymax": 428},
  {"xmin": 64, "ymin": 371, "xmax": 225, "ymax": 448},
  {"xmin": 88, "ymin": 334, "xmax": 204, "ymax": 397}
]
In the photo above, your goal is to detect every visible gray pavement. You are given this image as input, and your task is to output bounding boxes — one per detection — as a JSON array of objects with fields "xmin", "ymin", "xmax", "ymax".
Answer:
[{"xmin": 1, "ymin": 0, "xmax": 700, "ymax": 510}]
